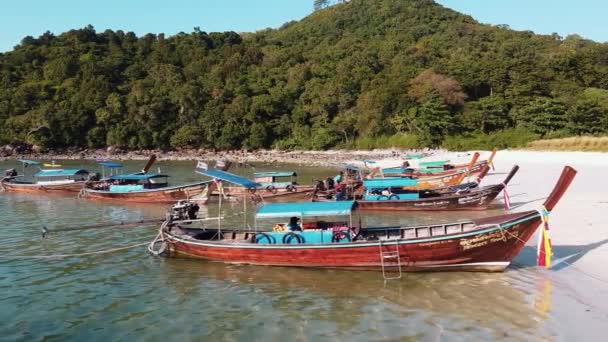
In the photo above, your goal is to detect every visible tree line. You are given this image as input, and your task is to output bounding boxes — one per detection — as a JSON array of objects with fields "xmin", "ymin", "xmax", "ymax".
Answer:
[{"xmin": 1, "ymin": 0, "xmax": 607, "ymax": 151}]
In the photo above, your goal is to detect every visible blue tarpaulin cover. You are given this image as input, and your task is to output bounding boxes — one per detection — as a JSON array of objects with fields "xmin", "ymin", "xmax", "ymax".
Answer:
[
  {"xmin": 256, "ymin": 201, "xmax": 355, "ymax": 218},
  {"xmin": 34, "ymin": 169, "xmax": 89, "ymax": 177},
  {"xmin": 109, "ymin": 184, "xmax": 145, "ymax": 192},
  {"xmin": 363, "ymin": 178, "xmax": 418, "ymax": 188},
  {"xmin": 110, "ymin": 173, "xmax": 167, "ymax": 181},
  {"xmin": 196, "ymin": 169, "xmax": 260, "ymax": 188},
  {"xmin": 419, "ymin": 160, "xmax": 448, "ymax": 167}
]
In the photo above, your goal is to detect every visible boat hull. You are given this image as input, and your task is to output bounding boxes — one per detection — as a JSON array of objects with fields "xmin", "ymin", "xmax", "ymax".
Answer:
[
  {"xmin": 84, "ymin": 182, "xmax": 209, "ymax": 204},
  {"xmin": 356, "ymin": 185, "xmax": 504, "ymax": 211},
  {"xmin": 402, "ymin": 171, "xmax": 471, "ymax": 190},
  {"xmin": 1, "ymin": 180, "xmax": 86, "ymax": 194},
  {"xmin": 392, "ymin": 161, "xmax": 489, "ymax": 178},
  {"xmin": 163, "ymin": 211, "xmax": 540, "ymax": 272}
]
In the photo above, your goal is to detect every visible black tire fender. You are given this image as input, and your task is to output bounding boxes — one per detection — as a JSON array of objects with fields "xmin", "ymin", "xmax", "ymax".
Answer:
[
  {"xmin": 282, "ymin": 232, "xmax": 305, "ymax": 244},
  {"xmin": 255, "ymin": 232, "xmax": 276, "ymax": 244}
]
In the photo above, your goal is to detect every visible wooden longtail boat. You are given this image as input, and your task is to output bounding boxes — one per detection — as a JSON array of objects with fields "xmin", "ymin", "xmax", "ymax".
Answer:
[
  {"xmin": 365, "ymin": 153, "xmax": 481, "ymax": 191},
  {"xmin": 450, "ymin": 148, "xmax": 497, "ymax": 170},
  {"xmin": 356, "ymin": 165, "xmax": 517, "ymax": 211},
  {"xmin": 83, "ymin": 177, "xmax": 211, "ymax": 204},
  {"xmin": 219, "ymin": 171, "xmax": 316, "ymax": 199},
  {"xmin": 198, "ymin": 169, "xmax": 316, "ymax": 202},
  {"xmin": 153, "ymin": 166, "xmax": 576, "ymax": 273},
  {"xmin": 381, "ymin": 149, "xmax": 496, "ymax": 178},
  {"xmin": 1, "ymin": 160, "xmax": 90, "ymax": 194},
  {"xmin": 313, "ymin": 163, "xmax": 492, "ymax": 202},
  {"xmin": 82, "ymin": 155, "xmax": 212, "ymax": 204}
]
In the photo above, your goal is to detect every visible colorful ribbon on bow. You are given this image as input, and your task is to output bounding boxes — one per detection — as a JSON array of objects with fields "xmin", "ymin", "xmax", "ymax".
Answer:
[{"xmin": 536, "ymin": 207, "xmax": 553, "ymax": 268}]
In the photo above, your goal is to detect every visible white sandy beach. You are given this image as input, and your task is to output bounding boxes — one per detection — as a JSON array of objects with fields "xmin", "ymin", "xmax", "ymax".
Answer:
[{"xmin": 352, "ymin": 149, "xmax": 608, "ymax": 333}]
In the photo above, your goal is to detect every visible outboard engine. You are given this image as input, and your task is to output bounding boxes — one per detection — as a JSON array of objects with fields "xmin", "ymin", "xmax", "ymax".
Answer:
[
  {"xmin": 325, "ymin": 177, "xmax": 335, "ymax": 190},
  {"xmin": 314, "ymin": 180, "xmax": 326, "ymax": 192},
  {"xmin": 170, "ymin": 201, "xmax": 200, "ymax": 221},
  {"xmin": 4, "ymin": 169, "xmax": 17, "ymax": 178}
]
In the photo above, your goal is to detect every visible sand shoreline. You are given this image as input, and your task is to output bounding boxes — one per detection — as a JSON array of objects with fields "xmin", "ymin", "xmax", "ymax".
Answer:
[
  {"xmin": 3, "ymin": 147, "xmax": 605, "ymax": 166},
  {"xmin": 0, "ymin": 148, "xmax": 447, "ymax": 166}
]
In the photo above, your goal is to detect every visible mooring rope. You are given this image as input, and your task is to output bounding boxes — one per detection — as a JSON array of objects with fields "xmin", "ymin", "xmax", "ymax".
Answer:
[{"xmin": 147, "ymin": 221, "xmax": 169, "ymax": 256}]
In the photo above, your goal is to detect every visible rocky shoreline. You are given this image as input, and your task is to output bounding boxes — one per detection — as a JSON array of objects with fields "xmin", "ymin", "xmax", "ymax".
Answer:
[{"xmin": 0, "ymin": 144, "xmax": 440, "ymax": 167}]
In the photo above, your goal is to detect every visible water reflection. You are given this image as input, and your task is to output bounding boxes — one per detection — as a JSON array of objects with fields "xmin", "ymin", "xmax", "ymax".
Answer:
[{"xmin": 153, "ymin": 259, "xmax": 552, "ymax": 340}]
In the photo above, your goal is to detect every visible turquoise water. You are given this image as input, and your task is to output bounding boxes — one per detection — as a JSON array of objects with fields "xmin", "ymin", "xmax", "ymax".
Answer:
[{"xmin": 0, "ymin": 160, "xmax": 603, "ymax": 340}]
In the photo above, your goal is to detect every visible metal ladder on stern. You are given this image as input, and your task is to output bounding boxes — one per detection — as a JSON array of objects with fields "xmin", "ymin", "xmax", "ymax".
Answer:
[{"xmin": 379, "ymin": 241, "xmax": 402, "ymax": 280}]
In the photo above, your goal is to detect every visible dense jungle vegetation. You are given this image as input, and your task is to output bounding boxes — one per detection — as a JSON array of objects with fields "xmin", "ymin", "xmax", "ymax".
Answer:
[{"xmin": 1, "ymin": 0, "xmax": 608, "ymax": 151}]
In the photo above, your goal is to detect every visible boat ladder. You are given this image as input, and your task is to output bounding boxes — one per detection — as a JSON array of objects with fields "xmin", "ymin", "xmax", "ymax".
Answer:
[{"xmin": 379, "ymin": 241, "xmax": 402, "ymax": 280}]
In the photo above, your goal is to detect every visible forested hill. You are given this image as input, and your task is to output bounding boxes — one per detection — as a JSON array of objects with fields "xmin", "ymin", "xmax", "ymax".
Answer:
[{"xmin": 1, "ymin": 0, "xmax": 608, "ymax": 151}]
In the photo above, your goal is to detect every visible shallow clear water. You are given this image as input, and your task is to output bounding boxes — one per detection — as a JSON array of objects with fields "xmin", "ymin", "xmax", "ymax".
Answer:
[{"xmin": 0, "ymin": 160, "xmax": 604, "ymax": 340}]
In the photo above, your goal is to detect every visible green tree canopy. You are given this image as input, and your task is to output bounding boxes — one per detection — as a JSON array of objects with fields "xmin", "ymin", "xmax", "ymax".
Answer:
[{"xmin": 1, "ymin": 0, "xmax": 607, "ymax": 151}]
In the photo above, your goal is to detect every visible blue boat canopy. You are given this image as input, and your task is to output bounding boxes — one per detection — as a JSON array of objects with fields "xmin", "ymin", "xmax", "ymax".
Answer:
[
  {"xmin": 34, "ymin": 169, "xmax": 89, "ymax": 177},
  {"xmin": 419, "ymin": 160, "xmax": 448, "ymax": 168},
  {"xmin": 98, "ymin": 161, "xmax": 123, "ymax": 168},
  {"xmin": 363, "ymin": 178, "xmax": 418, "ymax": 188},
  {"xmin": 18, "ymin": 159, "xmax": 41, "ymax": 166},
  {"xmin": 254, "ymin": 171, "xmax": 297, "ymax": 178},
  {"xmin": 256, "ymin": 201, "xmax": 356, "ymax": 219},
  {"xmin": 196, "ymin": 169, "xmax": 260, "ymax": 188},
  {"xmin": 110, "ymin": 173, "xmax": 168, "ymax": 181}
]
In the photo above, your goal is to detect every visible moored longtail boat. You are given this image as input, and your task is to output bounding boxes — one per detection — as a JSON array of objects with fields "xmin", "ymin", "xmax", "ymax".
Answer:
[
  {"xmin": 219, "ymin": 171, "xmax": 316, "ymax": 199},
  {"xmin": 356, "ymin": 165, "xmax": 516, "ymax": 211},
  {"xmin": 82, "ymin": 174, "xmax": 211, "ymax": 204},
  {"xmin": 381, "ymin": 149, "xmax": 497, "ymax": 178},
  {"xmin": 153, "ymin": 166, "xmax": 576, "ymax": 273},
  {"xmin": 197, "ymin": 169, "xmax": 316, "ymax": 202},
  {"xmin": 1, "ymin": 160, "xmax": 90, "ymax": 194},
  {"xmin": 367, "ymin": 153, "xmax": 481, "ymax": 191},
  {"xmin": 82, "ymin": 155, "xmax": 212, "ymax": 204}
]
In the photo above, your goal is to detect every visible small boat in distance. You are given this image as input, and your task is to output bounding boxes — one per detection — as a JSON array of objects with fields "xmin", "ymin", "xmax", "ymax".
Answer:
[
  {"xmin": 1, "ymin": 160, "xmax": 90, "ymax": 194},
  {"xmin": 366, "ymin": 153, "xmax": 482, "ymax": 191},
  {"xmin": 380, "ymin": 149, "xmax": 497, "ymax": 178},
  {"xmin": 152, "ymin": 165, "xmax": 576, "ymax": 273}
]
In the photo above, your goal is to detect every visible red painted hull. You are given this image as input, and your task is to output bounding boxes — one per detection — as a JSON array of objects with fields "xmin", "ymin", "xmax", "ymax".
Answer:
[
  {"xmin": 154, "ymin": 165, "xmax": 577, "ymax": 273},
  {"xmin": 164, "ymin": 211, "xmax": 540, "ymax": 272},
  {"xmin": 1, "ymin": 179, "xmax": 86, "ymax": 194},
  {"xmin": 84, "ymin": 182, "xmax": 209, "ymax": 204}
]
